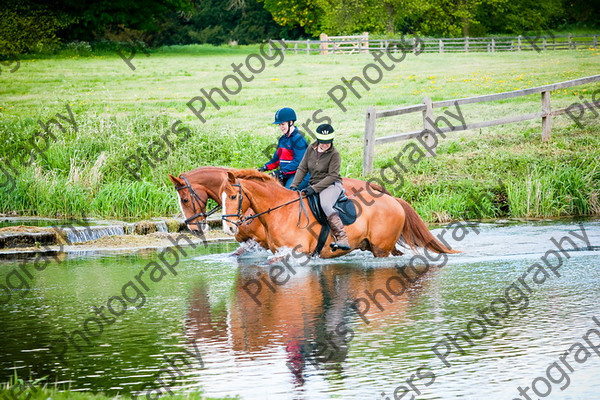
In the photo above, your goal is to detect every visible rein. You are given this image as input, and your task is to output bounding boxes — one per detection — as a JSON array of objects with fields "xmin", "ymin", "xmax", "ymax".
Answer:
[{"xmin": 176, "ymin": 175, "xmax": 221, "ymax": 227}]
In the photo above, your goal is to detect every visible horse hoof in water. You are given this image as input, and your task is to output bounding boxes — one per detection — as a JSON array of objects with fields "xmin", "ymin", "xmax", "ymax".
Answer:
[
  {"xmin": 266, "ymin": 255, "xmax": 287, "ymax": 265},
  {"xmin": 232, "ymin": 246, "xmax": 247, "ymax": 257}
]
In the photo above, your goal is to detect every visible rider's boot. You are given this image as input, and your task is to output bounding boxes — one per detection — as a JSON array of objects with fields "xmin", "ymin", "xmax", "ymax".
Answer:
[{"xmin": 327, "ymin": 212, "xmax": 351, "ymax": 251}]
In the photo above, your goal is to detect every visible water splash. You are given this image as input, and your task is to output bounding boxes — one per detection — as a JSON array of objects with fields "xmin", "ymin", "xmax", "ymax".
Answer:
[
  {"xmin": 154, "ymin": 221, "xmax": 168, "ymax": 233},
  {"xmin": 64, "ymin": 225, "xmax": 126, "ymax": 244}
]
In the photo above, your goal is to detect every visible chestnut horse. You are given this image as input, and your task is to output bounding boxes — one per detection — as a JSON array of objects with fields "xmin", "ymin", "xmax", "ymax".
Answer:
[
  {"xmin": 220, "ymin": 169, "xmax": 458, "ymax": 259},
  {"xmin": 168, "ymin": 167, "xmax": 267, "ymax": 249},
  {"xmin": 168, "ymin": 166, "xmax": 393, "ymax": 251}
]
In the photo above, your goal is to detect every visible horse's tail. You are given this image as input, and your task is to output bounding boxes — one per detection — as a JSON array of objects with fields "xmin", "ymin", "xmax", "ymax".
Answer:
[{"xmin": 396, "ymin": 198, "xmax": 460, "ymax": 254}]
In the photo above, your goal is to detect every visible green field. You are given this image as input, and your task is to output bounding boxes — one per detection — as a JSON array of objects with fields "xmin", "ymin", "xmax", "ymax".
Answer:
[{"xmin": 1, "ymin": 44, "xmax": 599, "ymax": 221}]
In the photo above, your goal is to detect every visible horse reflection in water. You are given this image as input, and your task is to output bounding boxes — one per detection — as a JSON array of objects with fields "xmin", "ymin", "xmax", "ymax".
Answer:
[{"xmin": 184, "ymin": 261, "xmax": 438, "ymax": 388}]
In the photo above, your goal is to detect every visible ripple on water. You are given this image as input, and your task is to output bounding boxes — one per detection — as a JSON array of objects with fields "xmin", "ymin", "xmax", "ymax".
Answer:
[{"xmin": 1, "ymin": 220, "xmax": 599, "ymax": 399}]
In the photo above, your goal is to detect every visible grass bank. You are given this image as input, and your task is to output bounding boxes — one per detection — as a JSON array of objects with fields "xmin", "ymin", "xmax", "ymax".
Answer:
[
  {"xmin": 0, "ymin": 386, "xmax": 228, "ymax": 400},
  {"xmin": 0, "ymin": 376, "xmax": 234, "ymax": 400},
  {"xmin": 1, "ymin": 44, "xmax": 599, "ymax": 221}
]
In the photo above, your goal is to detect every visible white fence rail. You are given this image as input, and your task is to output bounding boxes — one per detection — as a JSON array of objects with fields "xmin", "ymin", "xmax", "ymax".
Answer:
[{"xmin": 276, "ymin": 33, "xmax": 599, "ymax": 55}]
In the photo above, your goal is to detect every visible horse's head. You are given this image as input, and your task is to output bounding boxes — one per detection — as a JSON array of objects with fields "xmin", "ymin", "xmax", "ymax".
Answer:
[
  {"xmin": 168, "ymin": 173, "xmax": 210, "ymax": 234},
  {"xmin": 220, "ymin": 171, "xmax": 252, "ymax": 236}
]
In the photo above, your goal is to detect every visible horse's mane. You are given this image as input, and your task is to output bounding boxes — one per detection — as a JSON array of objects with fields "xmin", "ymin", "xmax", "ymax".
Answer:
[
  {"xmin": 230, "ymin": 168, "xmax": 278, "ymax": 183},
  {"xmin": 182, "ymin": 165, "xmax": 229, "ymax": 178}
]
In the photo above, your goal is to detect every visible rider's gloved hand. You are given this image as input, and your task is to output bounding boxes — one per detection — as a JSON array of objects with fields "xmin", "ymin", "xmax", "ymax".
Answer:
[
  {"xmin": 257, "ymin": 166, "xmax": 267, "ymax": 172},
  {"xmin": 301, "ymin": 186, "xmax": 316, "ymax": 196}
]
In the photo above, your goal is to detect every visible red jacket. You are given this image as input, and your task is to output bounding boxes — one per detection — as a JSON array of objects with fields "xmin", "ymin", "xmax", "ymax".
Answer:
[{"xmin": 264, "ymin": 127, "xmax": 308, "ymax": 175}]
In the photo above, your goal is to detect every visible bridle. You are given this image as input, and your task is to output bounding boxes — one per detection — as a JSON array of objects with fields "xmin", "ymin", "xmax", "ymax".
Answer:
[
  {"xmin": 221, "ymin": 180, "xmax": 244, "ymax": 225},
  {"xmin": 176, "ymin": 175, "xmax": 221, "ymax": 229},
  {"xmin": 221, "ymin": 179, "xmax": 310, "ymax": 228}
]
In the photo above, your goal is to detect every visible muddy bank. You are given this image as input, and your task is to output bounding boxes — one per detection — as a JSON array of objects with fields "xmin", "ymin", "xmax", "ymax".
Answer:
[{"xmin": 0, "ymin": 224, "xmax": 234, "ymax": 260}]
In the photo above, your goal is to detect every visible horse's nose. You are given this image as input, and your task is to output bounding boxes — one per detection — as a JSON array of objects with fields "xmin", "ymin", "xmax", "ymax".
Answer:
[
  {"xmin": 199, "ymin": 222, "xmax": 210, "ymax": 233},
  {"xmin": 188, "ymin": 222, "xmax": 210, "ymax": 234},
  {"xmin": 222, "ymin": 221, "xmax": 238, "ymax": 236}
]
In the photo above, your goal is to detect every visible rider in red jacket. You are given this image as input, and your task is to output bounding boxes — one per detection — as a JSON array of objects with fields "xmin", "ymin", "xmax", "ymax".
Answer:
[{"xmin": 259, "ymin": 107, "xmax": 309, "ymax": 190}]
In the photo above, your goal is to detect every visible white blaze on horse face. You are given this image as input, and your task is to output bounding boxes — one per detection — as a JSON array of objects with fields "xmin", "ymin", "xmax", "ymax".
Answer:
[
  {"xmin": 177, "ymin": 193, "xmax": 187, "ymax": 220},
  {"xmin": 222, "ymin": 193, "xmax": 231, "ymax": 235},
  {"xmin": 222, "ymin": 190, "xmax": 240, "ymax": 236}
]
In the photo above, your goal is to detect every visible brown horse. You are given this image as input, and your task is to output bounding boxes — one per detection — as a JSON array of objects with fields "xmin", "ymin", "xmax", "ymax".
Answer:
[
  {"xmin": 168, "ymin": 167, "xmax": 267, "ymax": 249},
  {"xmin": 169, "ymin": 166, "xmax": 456, "ymax": 256},
  {"xmin": 220, "ymin": 169, "xmax": 457, "ymax": 259},
  {"xmin": 168, "ymin": 166, "xmax": 381, "ymax": 251}
]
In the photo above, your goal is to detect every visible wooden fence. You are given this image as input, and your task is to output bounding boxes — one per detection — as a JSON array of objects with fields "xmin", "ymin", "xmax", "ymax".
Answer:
[
  {"xmin": 362, "ymin": 74, "xmax": 600, "ymax": 175},
  {"xmin": 318, "ymin": 32, "xmax": 369, "ymax": 54},
  {"xmin": 278, "ymin": 33, "xmax": 599, "ymax": 55}
]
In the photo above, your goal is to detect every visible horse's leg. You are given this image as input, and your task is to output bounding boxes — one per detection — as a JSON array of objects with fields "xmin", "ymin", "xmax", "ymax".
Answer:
[
  {"xmin": 357, "ymin": 239, "xmax": 371, "ymax": 252},
  {"xmin": 391, "ymin": 248, "xmax": 404, "ymax": 256},
  {"xmin": 231, "ymin": 239, "xmax": 262, "ymax": 256},
  {"xmin": 362, "ymin": 197, "xmax": 405, "ymax": 258},
  {"xmin": 356, "ymin": 238, "xmax": 395, "ymax": 256},
  {"xmin": 232, "ymin": 246, "xmax": 247, "ymax": 257},
  {"xmin": 371, "ymin": 244, "xmax": 391, "ymax": 258}
]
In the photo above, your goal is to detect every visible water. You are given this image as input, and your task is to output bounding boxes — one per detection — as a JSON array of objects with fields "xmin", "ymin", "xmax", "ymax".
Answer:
[
  {"xmin": 1, "ymin": 217, "xmax": 173, "ymax": 244},
  {"xmin": 64, "ymin": 225, "xmax": 127, "ymax": 243},
  {"xmin": 1, "ymin": 219, "xmax": 599, "ymax": 399}
]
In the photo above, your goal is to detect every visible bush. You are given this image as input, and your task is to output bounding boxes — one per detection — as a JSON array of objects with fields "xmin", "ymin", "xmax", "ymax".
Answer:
[{"xmin": 0, "ymin": 2, "xmax": 74, "ymax": 56}]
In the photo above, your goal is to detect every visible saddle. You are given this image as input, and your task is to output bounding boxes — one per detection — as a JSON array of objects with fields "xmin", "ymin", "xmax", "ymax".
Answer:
[{"xmin": 305, "ymin": 190, "xmax": 357, "ymax": 255}]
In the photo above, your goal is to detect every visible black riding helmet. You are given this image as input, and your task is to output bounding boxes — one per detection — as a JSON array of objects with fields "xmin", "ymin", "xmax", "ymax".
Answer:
[{"xmin": 315, "ymin": 123, "xmax": 335, "ymax": 144}]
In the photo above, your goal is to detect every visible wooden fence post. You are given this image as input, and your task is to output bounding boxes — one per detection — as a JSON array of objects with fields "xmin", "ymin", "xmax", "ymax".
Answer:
[
  {"xmin": 543, "ymin": 37, "xmax": 547, "ymax": 51},
  {"xmin": 465, "ymin": 36, "xmax": 469, "ymax": 52},
  {"xmin": 422, "ymin": 97, "xmax": 436, "ymax": 156},
  {"xmin": 363, "ymin": 107, "xmax": 376, "ymax": 175},
  {"xmin": 362, "ymin": 32, "xmax": 369, "ymax": 53},
  {"xmin": 492, "ymin": 38, "xmax": 495, "ymax": 52},
  {"xmin": 439, "ymin": 39, "xmax": 443, "ymax": 53},
  {"xmin": 568, "ymin": 33, "xmax": 573, "ymax": 49},
  {"xmin": 294, "ymin": 42, "xmax": 298, "ymax": 55},
  {"xmin": 518, "ymin": 35, "xmax": 522, "ymax": 51},
  {"xmin": 306, "ymin": 39, "xmax": 310, "ymax": 55},
  {"xmin": 320, "ymin": 33, "xmax": 328, "ymax": 55},
  {"xmin": 541, "ymin": 91, "xmax": 552, "ymax": 142},
  {"xmin": 594, "ymin": 35, "xmax": 598, "ymax": 50}
]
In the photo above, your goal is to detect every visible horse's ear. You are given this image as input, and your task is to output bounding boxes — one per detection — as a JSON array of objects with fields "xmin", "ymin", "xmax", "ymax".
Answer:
[
  {"xmin": 168, "ymin": 174, "xmax": 182, "ymax": 186},
  {"xmin": 227, "ymin": 171, "xmax": 237, "ymax": 184}
]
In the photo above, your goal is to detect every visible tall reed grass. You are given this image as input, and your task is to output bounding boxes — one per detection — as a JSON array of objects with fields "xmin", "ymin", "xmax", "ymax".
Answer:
[{"xmin": 1, "ymin": 47, "xmax": 599, "ymax": 221}]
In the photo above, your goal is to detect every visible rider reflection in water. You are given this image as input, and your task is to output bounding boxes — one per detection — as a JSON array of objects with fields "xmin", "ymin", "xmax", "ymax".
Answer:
[
  {"xmin": 285, "ymin": 267, "xmax": 355, "ymax": 385},
  {"xmin": 290, "ymin": 124, "xmax": 351, "ymax": 251}
]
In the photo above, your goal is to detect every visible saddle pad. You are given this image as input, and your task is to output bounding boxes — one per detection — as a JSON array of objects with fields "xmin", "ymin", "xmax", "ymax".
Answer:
[{"xmin": 306, "ymin": 192, "xmax": 357, "ymax": 226}]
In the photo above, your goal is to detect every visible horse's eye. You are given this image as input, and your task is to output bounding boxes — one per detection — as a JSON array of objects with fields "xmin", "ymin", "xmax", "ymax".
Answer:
[
  {"xmin": 183, "ymin": 198, "xmax": 189, "ymax": 203},
  {"xmin": 230, "ymin": 195, "xmax": 237, "ymax": 200}
]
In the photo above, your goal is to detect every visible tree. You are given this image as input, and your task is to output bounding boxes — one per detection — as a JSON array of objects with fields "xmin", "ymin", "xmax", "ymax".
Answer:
[
  {"xmin": 152, "ymin": 0, "xmax": 305, "ymax": 46},
  {"xmin": 259, "ymin": 0, "xmax": 326, "ymax": 36},
  {"xmin": 0, "ymin": 1, "xmax": 74, "ymax": 55},
  {"xmin": 318, "ymin": 0, "xmax": 388, "ymax": 34},
  {"xmin": 478, "ymin": 0, "xmax": 564, "ymax": 34}
]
